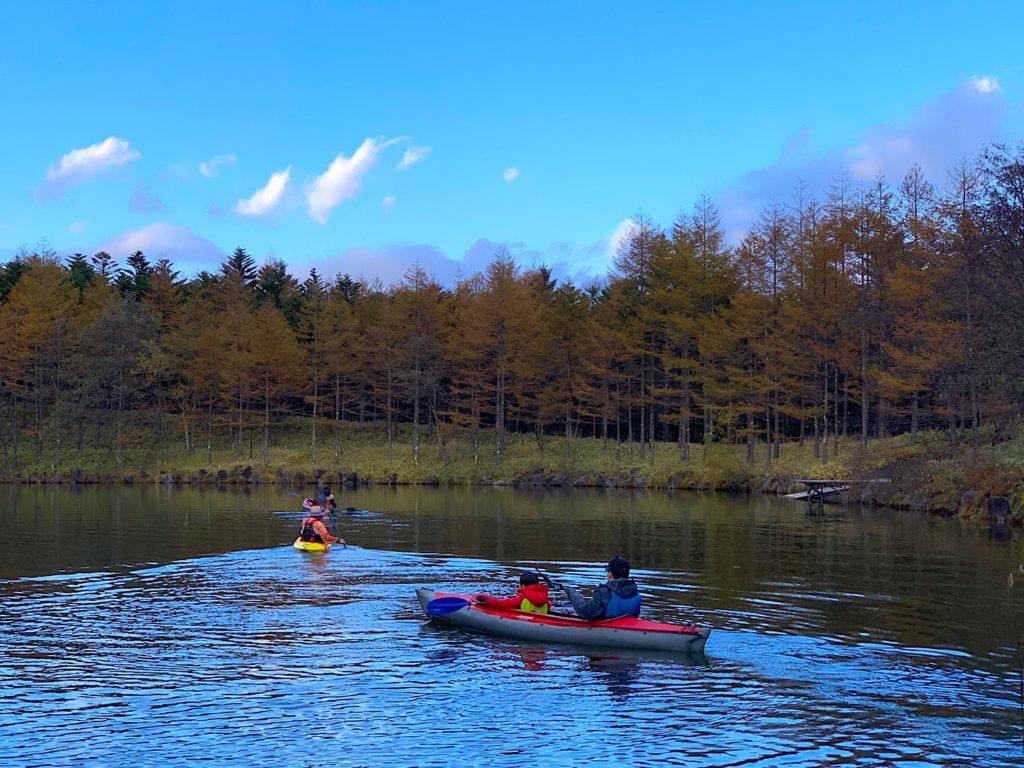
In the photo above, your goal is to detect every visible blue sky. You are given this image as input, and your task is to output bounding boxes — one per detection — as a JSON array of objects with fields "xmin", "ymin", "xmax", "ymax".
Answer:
[{"xmin": 1, "ymin": 1, "xmax": 1022, "ymax": 285}]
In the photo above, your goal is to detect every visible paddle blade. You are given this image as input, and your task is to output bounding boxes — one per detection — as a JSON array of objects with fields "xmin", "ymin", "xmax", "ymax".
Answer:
[{"xmin": 426, "ymin": 597, "xmax": 470, "ymax": 615}]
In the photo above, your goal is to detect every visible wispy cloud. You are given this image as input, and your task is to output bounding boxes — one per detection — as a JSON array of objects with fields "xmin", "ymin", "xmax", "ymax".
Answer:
[
  {"xmin": 503, "ymin": 167, "xmax": 520, "ymax": 183},
  {"xmin": 715, "ymin": 78, "xmax": 1007, "ymax": 242},
  {"xmin": 42, "ymin": 136, "xmax": 140, "ymax": 199},
  {"xmin": 98, "ymin": 222, "xmax": 225, "ymax": 273},
  {"xmin": 129, "ymin": 184, "xmax": 167, "ymax": 214},
  {"xmin": 290, "ymin": 234, "xmax": 621, "ymax": 290},
  {"xmin": 199, "ymin": 153, "xmax": 237, "ymax": 178},
  {"xmin": 396, "ymin": 145, "xmax": 431, "ymax": 171},
  {"xmin": 607, "ymin": 218, "xmax": 635, "ymax": 257},
  {"xmin": 971, "ymin": 75, "xmax": 1001, "ymax": 94},
  {"xmin": 67, "ymin": 220, "xmax": 88, "ymax": 234},
  {"xmin": 382, "ymin": 194, "xmax": 396, "ymax": 214},
  {"xmin": 235, "ymin": 167, "xmax": 291, "ymax": 217},
  {"xmin": 306, "ymin": 137, "xmax": 400, "ymax": 224},
  {"xmin": 300, "ymin": 244, "xmax": 449, "ymax": 286}
]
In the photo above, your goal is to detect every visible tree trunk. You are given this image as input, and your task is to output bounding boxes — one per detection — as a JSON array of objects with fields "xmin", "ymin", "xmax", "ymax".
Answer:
[
  {"xmin": 822, "ymin": 365, "xmax": 830, "ymax": 463},
  {"xmin": 334, "ymin": 372, "xmax": 342, "ymax": 459},
  {"xmin": 860, "ymin": 325, "xmax": 869, "ymax": 445},
  {"xmin": 412, "ymin": 369, "xmax": 420, "ymax": 463},
  {"xmin": 207, "ymin": 393, "xmax": 213, "ymax": 465},
  {"xmin": 834, "ymin": 367, "xmax": 841, "ymax": 456},
  {"xmin": 34, "ymin": 361, "xmax": 42, "ymax": 460},
  {"xmin": 496, "ymin": 362, "xmax": 505, "ymax": 466},
  {"xmin": 116, "ymin": 366, "xmax": 125, "ymax": 471},
  {"xmin": 386, "ymin": 366, "xmax": 394, "ymax": 464},
  {"xmin": 310, "ymin": 368, "xmax": 318, "ymax": 464},
  {"xmin": 54, "ymin": 332, "xmax": 63, "ymax": 466},
  {"xmin": 678, "ymin": 390, "xmax": 690, "ymax": 462},
  {"xmin": 799, "ymin": 397, "xmax": 806, "ymax": 449},
  {"xmin": 263, "ymin": 370, "xmax": 270, "ymax": 464},
  {"xmin": 911, "ymin": 391, "xmax": 919, "ymax": 442},
  {"xmin": 236, "ymin": 379, "xmax": 243, "ymax": 458},
  {"xmin": 647, "ymin": 405, "xmax": 654, "ymax": 462},
  {"xmin": 564, "ymin": 407, "xmax": 572, "ymax": 462},
  {"xmin": 638, "ymin": 366, "xmax": 646, "ymax": 461},
  {"xmin": 601, "ymin": 379, "xmax": 609, "ymax": 451},
  {"xmin": 773, "ymin": 391, "xmax": 780, "ymax": 459}
]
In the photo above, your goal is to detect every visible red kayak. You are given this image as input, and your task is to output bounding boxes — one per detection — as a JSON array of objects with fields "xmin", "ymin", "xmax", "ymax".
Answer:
[{"xmin": 417, "ymin": 588, "xmax": 710, "ymax": 653}]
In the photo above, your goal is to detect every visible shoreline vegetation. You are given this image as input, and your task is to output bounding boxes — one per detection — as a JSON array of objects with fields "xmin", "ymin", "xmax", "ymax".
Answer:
[
  {"xmin": 3, "ymin": 145, "xmax": 1024, "ymax": 529},
  {"xmin": 3, "ymin": 422, "xmax": 1023, "ymax": 524}
]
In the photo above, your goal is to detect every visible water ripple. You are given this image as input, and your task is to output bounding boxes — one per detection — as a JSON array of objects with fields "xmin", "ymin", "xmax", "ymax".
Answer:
[{"xmin": 1, "ymin": 487, "xmax": 1022, "ymax": 768}]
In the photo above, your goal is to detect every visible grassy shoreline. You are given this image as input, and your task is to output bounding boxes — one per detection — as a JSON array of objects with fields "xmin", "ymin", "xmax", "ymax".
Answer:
[{"xmin": 4, "ymin": 422, "xmax": 1023, "ymax": 523}]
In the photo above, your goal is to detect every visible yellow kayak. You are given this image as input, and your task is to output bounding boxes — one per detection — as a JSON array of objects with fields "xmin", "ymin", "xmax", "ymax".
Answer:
[{"xmin": 293, "ymin": 538, "xmax": 332, "ymax": 553}]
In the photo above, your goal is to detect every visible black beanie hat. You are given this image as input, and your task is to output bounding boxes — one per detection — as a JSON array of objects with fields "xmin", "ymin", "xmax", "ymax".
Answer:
[
  {"xmin": 607, "ymin": 556, "xmax": 630, "ymax": 579},
  {"xmin": 520, "ymin": 571, "xmax": 540, "ymax": 586}
]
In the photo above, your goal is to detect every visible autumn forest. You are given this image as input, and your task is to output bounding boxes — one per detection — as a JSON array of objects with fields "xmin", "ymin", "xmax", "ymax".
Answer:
[{"xmin": 2, "ymin": 144, "xmax": 1023, "ymax": 480}]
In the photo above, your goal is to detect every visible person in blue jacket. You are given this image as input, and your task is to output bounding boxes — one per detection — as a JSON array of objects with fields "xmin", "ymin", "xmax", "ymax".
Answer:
[{"xmin": 562, "ymin": 556, "xmax": 642, "ymax": 620}]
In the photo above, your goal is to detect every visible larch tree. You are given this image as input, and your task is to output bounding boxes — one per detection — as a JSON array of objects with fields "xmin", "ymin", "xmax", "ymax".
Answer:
[
  {"xmin": 299, "ymin": 269, "xmax": 330, "ymax": 463},
  {"xmin": 611, "ymin": 213, "xmax": 664, "ymax": 460},
  {"xmin": 392, "ymin": 263, "xmax": 447, "ymax": 463},
  {"xmin": 0, "ymin": 257, "xmax": 77, "ymax": 463},
  {"xmin": 479, "ymin": 248, "xmax": 534, "ymax": 466},
  {"xmin": 250, "ymin": 301, "xmax": 303, "ymax": 463}
]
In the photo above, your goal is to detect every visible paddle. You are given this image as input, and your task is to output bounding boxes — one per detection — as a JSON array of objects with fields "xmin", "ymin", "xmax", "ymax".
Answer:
[
  {"xmin": 537, "ymin": 571, "xmax": 564, "ymax": 592},
  {"xmin": 325, "ymin": 508, "xmax": 348, "ymax": 549},
  {"xmin": 426, "ymin": 597, "xmax": 471, "ymax": 615}
]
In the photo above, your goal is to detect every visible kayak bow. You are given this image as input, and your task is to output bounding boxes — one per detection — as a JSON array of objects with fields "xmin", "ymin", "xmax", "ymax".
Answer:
[{"xmin": 417, "ymin": 588, "xmax": 710, "ymax": 653}]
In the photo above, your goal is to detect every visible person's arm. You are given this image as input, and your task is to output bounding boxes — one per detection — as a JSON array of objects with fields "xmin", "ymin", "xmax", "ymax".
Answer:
[
  {"xmin": 564, "ymin": 584, "xmax": 610, "ymax": 621},
  {"xmin": 485, "ymin": 594, "xmax": 527, "ymax": 609},
  {"xmin": 313, "ymin": 520, "xmax": 340, "ymax": 543}
]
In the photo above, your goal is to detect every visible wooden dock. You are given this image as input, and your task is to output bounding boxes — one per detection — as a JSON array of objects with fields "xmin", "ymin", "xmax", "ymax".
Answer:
[
  {"xmin": 786, "ymin": 479, "xmax": 890, "ymax": 511},
  {"xmin": 784, "ymin": 483, "xmax": 849, "ymax": 502}
]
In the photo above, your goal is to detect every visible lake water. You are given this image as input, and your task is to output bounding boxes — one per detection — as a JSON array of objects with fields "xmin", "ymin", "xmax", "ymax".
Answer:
[{"xmin": 0, "ymin": 485, "xmax": 1021, "ymax": 767}]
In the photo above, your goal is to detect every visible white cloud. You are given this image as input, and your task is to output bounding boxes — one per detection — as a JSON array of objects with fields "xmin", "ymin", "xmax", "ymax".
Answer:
[
  {"xmin": 608, "ymin": 218, "xmax": 635, "ymax": 256},
  {"xmin": 306, "ymin": 137, "xmax": 400, "ymax": 224},
  {"xmin": 98, "ymin": 222, "xmax": 225, "ymax": 274},
  {"xmin": 715, "ymin": 79, "xmax": 1007, "ymax": 242},
  {"xmin": 235, "ymin": 167, "xmax": 291, "ymax": 217},
  {"xmin": 199, "ymin": 153, "xmax": 237, "ymax": 178},
  {"xmin": 67, "ymin": 220, "xmax": 88, "ymax": 234},
  {"xmin": 396, "ymin": 145, "xmax": 431, "ymax": 171},
  {"xmin": 42, "ymin": 136, "xmax": 140, "ymax": 198},
  {"xmin": 971, "ymin": 76, "xmax": 1001, "ymax": 94},
  {"xmin": 503, "ymin": 167, "xmax": 520, "ymax": 182},
  {"xmin": 382, "ymin": 194, "xmax": 396, "ymax": 214}
]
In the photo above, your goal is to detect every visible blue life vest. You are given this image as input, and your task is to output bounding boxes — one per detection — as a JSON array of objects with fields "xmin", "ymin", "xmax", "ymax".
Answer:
[{"xmin": 604, "ymin": 590, "xmax": 641, "ymax": 618}]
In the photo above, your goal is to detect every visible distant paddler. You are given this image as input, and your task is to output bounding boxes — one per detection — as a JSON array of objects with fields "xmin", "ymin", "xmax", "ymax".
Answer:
[
  {"xmin": 303, "ymin": 486, "xmax": 338, "ymax": 516},
  {"xmin": 293, "ymin": 506, "xmax": 344, "ymax": 552}
]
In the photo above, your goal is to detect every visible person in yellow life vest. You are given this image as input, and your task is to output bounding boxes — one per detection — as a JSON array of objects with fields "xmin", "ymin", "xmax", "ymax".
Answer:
[
  {"xmin": 473, "ymin": 572, "xmax": 550, "ymax": 613},
  {"xmin": 298, "ymin": 509, "xmax": 343, "ymax": 546}
]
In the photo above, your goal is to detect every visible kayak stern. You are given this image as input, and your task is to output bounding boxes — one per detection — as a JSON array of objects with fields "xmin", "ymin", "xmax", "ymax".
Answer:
[{"xmin": 293, "ymin": 538, "xmax": 332, "ymax": 553}]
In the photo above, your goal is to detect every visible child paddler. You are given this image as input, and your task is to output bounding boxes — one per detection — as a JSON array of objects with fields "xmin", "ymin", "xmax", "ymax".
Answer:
[{"xmin": 473, "ymin": 571, "xmax": 550, "ymax": 613}]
